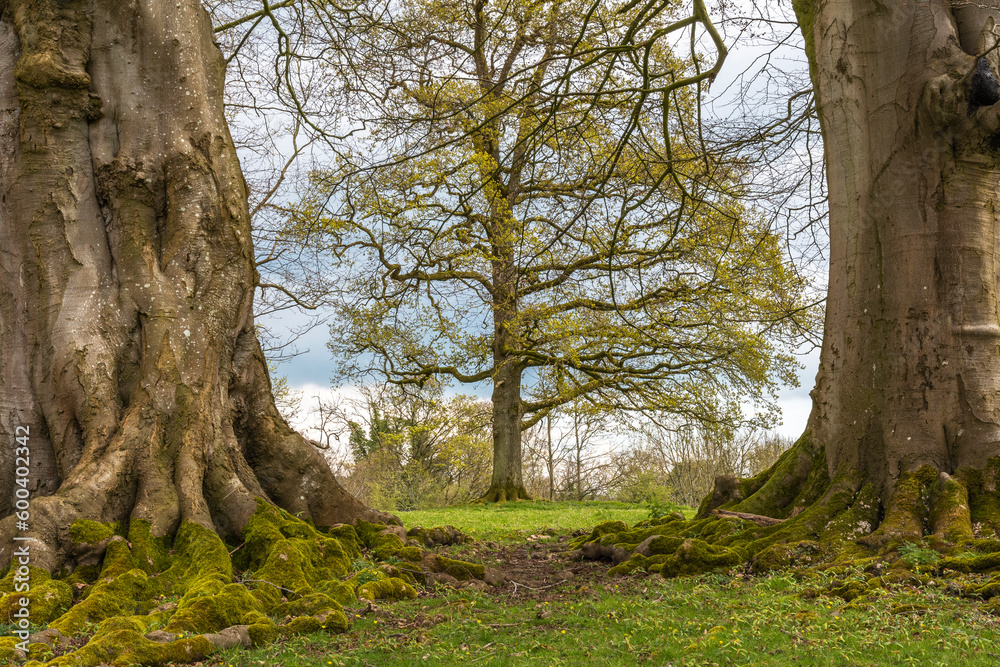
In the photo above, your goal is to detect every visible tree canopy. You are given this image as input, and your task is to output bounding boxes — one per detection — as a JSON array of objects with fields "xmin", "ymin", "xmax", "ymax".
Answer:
[{"xmin": 279, "ymin": 0, "xmax": 817, "ymax": 500}]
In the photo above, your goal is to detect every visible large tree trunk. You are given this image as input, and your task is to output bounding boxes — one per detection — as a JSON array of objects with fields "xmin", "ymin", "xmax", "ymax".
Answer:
[
  {"xmin": 573, "ymin": 0, "xmax": 1000, "ymax": 579},
  {"xmin": 0, "ymin": 0, "xmax": 384, "ymax": 573},
  {"xmin": 805, "ymin": 0, "xmax": 1000, "ymax": 492},
  {"xmin": 694, "ymin": 0, "xmax": 1000, "ymax": 544},
  {"xmin": 789, "ymin": 0, "xmax": 1000, "ymax": 540}
]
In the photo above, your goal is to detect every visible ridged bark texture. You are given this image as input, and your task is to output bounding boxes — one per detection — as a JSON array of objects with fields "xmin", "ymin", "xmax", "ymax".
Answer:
[{"xmin": 0, "ymin": 0, "xmax": 385, "ymax": 573}]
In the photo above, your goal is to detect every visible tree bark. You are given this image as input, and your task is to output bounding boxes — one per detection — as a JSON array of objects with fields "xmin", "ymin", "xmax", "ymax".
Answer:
[
  {"xmin": 483, "ymin": 352, "xmax": 530, "ymax": 501},
  {"xmin": 0, "ymin": 0, "xmax": 385, "ymax": 572},
  {"xmin": 800, "ymin": 0, "xmax": 1000, "ymax": 496}
]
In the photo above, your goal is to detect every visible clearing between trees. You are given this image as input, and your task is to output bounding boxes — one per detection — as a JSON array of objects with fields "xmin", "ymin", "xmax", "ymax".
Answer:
[{"xmin": 2, "ymin": 502, "xmax": 998, "ymax": 666}]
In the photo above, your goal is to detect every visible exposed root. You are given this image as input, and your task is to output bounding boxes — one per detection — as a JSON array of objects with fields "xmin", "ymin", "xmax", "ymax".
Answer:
[
  {"xmin": 476, "ymin": 483, "xmax": 532, "ymax": 503},
  {"xmin": 0, "ymin": 504, "xmax": 498, "ymax": 666},
  {"xmin": 571, "ymin": 432, "xmax": 1000, "ymax": 617},
  {"xmin": 711, "ymin": 509, "xmax": 786, "ymax": 526}
]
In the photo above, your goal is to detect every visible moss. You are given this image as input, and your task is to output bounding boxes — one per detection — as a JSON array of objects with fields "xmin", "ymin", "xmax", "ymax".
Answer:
[
  {"xmin": 316, "ymin": 579, "xmax": 357, "ymax": 605},
  {"xmin": 377, "ymin": 563, "xmax": 417, "ymax": 585},
  {"xmin": 26, "ymin": 641, "xmax": 52, "ymax": 662},
  {"xmin": 354, "ymin": 520, "xmax": 386, "ymax": 548},
  {"xmin": 238, "ymin": 501, "xmax": 355, "ymax": 607},
  {"xmin": 356, "ymin": 520, "xmax": 406, "ymax": 559},
  {"xmin": 397, "ymin": 546, "xmax": 423, "ymax": 562},
  {"xmin": 968, "ymin": 539, "xmax": 1000, "ymax": 554},
  {"xmin": 19, "ymin": 505, "xmax": 373, "ymax": 663},
  {"xmin": 964, "ymin": 458, "xmax": 1000, "ymax": 538},
  {"xmin": 937, "ymin": 551, "xmax": 1000, "ymax": 573},
  {"xmin": 45, "ymin": 628, "xmax": 213, "ymax": 667},
  {"xmin": 732, "ymin": 432, "xmax": 828, "ymax": 519},
  {"xmin": 318, "ymin": 607, "xmax": 349, "ymax": 633},
  {"xmin": 283, "ymin": 615, "xmax": 324, "ymax": 636},
  {"xmin": 165, "ymin": 580, "xmax": 262, "ymax": 634},
  {"xmin": 248, "ymin": 621, "xmax": 280, "ymax": 647},
  {"xmin": 241, "ymin": 609, "xmax": 272, "ymax": 626},
  {"xmin": 69, "ymin": 519, "xmax": 116, "ymax": 545},
  {"xmin": 49, "ymin": 568, "xmax": 156, "ymax": 636},
  {"xmin": 891, "ymin": 603, "xmax": 929, "ymax": 615},
  {"xmin": 126, "ymin": 519, "xmax": 171, "ymax": 575},
  {"xmin": 277, "ymin": 591, "xmax": 343, "ymax": 618},
  {"xmin": 428, "ymin": 556, "xmax": 484, "ymax": 581},
  {"xmin": 751, "ymin": 541, "xmax": 823, "ymax": 573},
  {"xmin": 568, "ymin": 521, "xmax": 630, "ymax": 549},
  {"xmin": 97, "ymin": 536, "xmax": 137, "ymax": 580},
  {"xmin": 325, "ymin": 524, "xmax": 362, "ymax": 553},
  {"xmin": 0, "ymin": 636, "xmax": 25, "ymax": 664},
  {"xmin": 357, "ymin": 577, "xmax": 417, "ymax": 601},
  {"xmin": 640, "ymin": 536, "xmax": 685, "ymax": 556},
  {"xmin": 372, "ymin": 534, "xmax": 405, "ymax": 560},
  {"xmin": 828, "ymin": 580, "xmax": 868, "ymax": 602},
  {"xmin": 929, "ymin": 472, "xmax": 974, "ymax": 544},
  {"xmin": 608, "ymin": 554, "xmax": 669, "ymax": 576},
  {"xmin": 861, "ymin": 467, "xmax": 939, "ymax": 549},
  {"xmin": 657, "ymin": 539, "xmax": 742, "ymax": 578},
  {"xmin": 405, "ymin": 525, "xmax": 469, "ymax": 547},
  {"xmin": 0, "ymin": 566, "xmax": 73, "ymax": 624},
  {"xmin": 61, "ymin": 564, "xmax": 100, "ymax": 589},
  {"xmin": 963, "ymin": 574, "xmax": 1000, "ymax": 599}
]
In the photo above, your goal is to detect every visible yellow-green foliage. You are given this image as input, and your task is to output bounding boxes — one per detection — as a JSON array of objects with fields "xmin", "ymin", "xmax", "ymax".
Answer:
[{"xmin": 357, "ymin": 577, "xmax": 417, "ymax": 601}]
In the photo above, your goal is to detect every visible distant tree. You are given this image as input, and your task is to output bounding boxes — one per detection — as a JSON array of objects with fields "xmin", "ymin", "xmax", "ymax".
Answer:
[
  {"xmin": 300, "ymin": 0, "xmax": 815, "ymax": 502},
  {"xmin": 327, "ymin": 383, "xmax": 493, "ymax": 509}
]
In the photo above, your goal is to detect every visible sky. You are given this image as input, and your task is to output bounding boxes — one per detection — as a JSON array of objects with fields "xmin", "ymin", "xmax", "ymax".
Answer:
[{"xmin": 265, "ymin": 305, "xmax": 820, "ymax": 440}]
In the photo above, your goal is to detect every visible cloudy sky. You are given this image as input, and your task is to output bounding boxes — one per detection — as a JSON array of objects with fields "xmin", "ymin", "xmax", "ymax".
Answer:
[{"xmin": 267, "ymin": 308, "xmax": 819, "ymax": 440}]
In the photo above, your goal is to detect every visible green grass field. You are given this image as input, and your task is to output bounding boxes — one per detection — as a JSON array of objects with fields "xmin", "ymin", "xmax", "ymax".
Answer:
[
  {"xmin": 189, "ymin": 502, "xmax": 1000, "ymax": 666},
  {"xmin": 397, "ymin": 500, "xmax": 680, "ymax": 542}
]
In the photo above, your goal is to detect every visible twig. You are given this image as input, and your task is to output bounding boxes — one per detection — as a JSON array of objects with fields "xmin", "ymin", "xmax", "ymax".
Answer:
[
  {"xmin": 241, "ymin": 579, "xmax": 296, "ymax": 594},
  {"xmin": 510, "ymin": 580, "xmax": 561, "ymax": 593}
]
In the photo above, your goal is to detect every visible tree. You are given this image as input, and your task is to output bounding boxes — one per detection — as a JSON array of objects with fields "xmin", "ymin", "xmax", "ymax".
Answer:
[
  {"xmin": 769, "ymin": 0, "xmax": 1000, "ymax": 543},
  {"xmin": 0, "ymin": 6, "xmax": 513, "ymax": 664},
  {"xmin": 309, "ymin": 0, "xmax": 814, "ymax": 502},
  {"xmin": 0, "ymin": 0, "xmax": 389, "ymax": 577},
  {"xmin": 572, "ymin": 1, "xmax": 1000, "ymax": 579},
  {"xmin": 328, "ymin": 383, "xmax": 493, "ymax": 509}
]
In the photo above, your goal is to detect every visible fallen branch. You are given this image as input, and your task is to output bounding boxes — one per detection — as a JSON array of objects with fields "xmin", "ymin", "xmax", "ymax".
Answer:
[{"xmin": 711, "ymin": 509, "xmax": 784, "ymax": 527}]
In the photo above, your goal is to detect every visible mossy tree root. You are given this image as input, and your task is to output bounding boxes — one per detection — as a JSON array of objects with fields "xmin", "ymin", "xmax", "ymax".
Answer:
[
  {"xmin": 0, "ymin": 504, "xmax": 495, "ymax": 666},
  {"xmin": 572, "ymin": 432, "xmax": 1000, "ymax": 580},
  {"xmin": 476, "ymin": 483, "xmax": 532, "ymax": 503}
]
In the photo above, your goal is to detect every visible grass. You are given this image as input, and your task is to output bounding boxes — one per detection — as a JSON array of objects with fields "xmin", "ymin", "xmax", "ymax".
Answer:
[
  {"xmin": 397, "ymin": 500, "xmax": 691, "ymax": 542},
  {"xmin": 209, "ymin": 574, "xmax": 1000, "ymax": 666},
  {"xmin": 162, "ymin": 501, "xmax": 1000, "ymax": 666}
]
